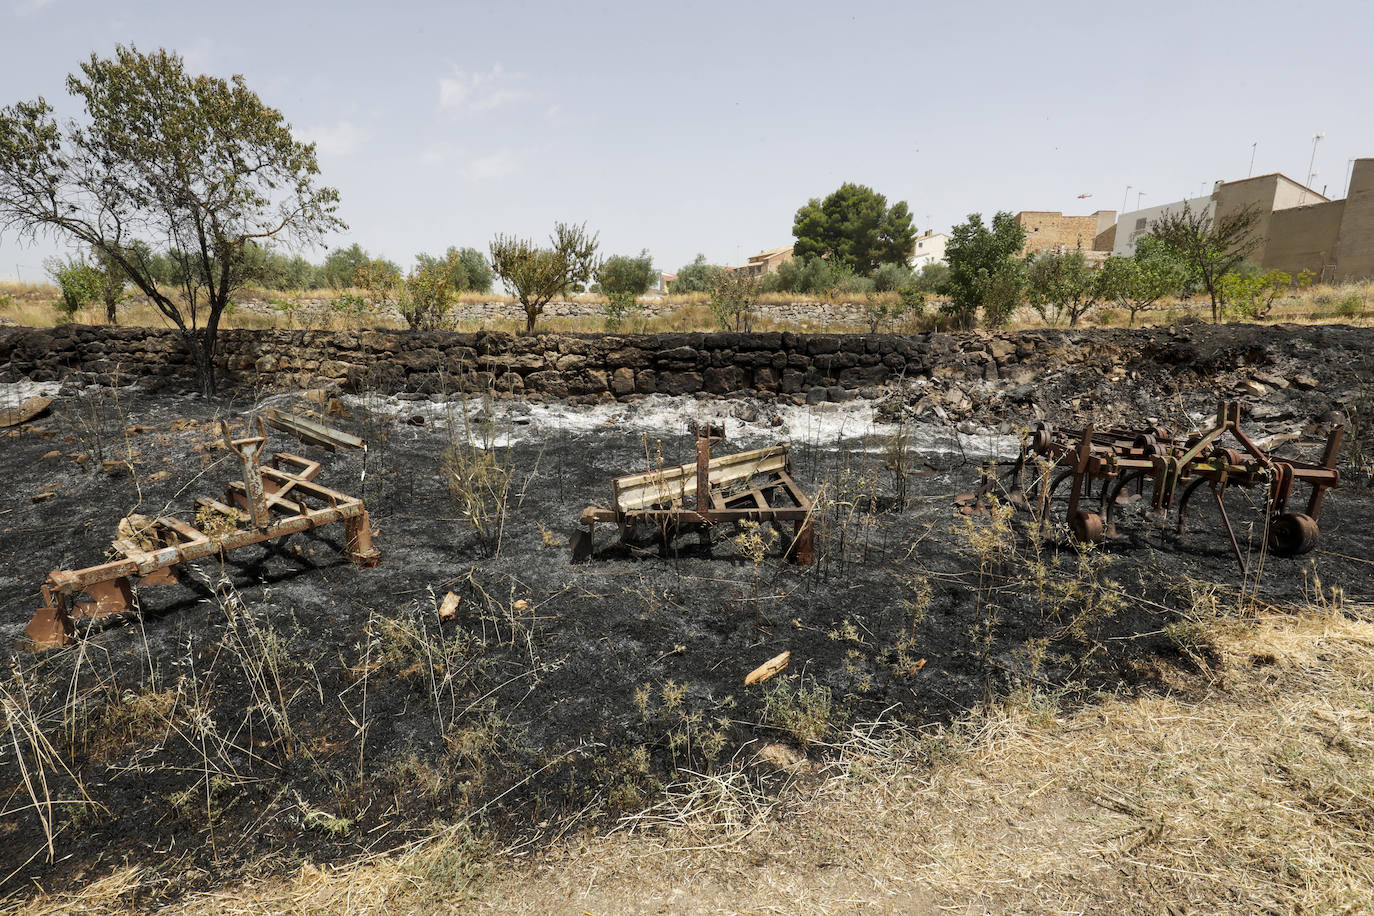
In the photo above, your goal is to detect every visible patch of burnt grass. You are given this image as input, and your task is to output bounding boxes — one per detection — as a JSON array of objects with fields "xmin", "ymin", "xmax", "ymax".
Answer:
[{"xmin": 2, "ymin": 387, "xmax": 1372, "ymax": 907}]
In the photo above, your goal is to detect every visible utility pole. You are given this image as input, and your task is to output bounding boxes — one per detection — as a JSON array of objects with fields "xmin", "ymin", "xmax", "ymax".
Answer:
[
  {"xmin": 1121, "ymin": 184, "xmax": 1131, "ymax": 213},
  {"xmin": 1302, "ymin": 133, "xmax": 1324, "ymax": 204}
]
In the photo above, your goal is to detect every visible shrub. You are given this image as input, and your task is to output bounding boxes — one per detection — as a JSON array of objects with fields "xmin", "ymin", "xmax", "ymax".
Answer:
[
  {"xmin": 862, "ymin": 292, "xmax": 905, "ymax": 333},
  {"xmin": 1217, "ymin": 267, "xmax": 1290, "ymax": 320},
  {"xmin": 707, "ymin": 270, "xmax": 759, "ymax": 332},
  {"xmin": 602, "ymin": 290, "xmax": 640, "ymax": 332},
  {"xmin": 870, "ymin": 261, "xmax": 915, "ymax": 292},
  {"xmin": 44, "ymin": 255, "xmax": 102, "ymax": 322},
  {"xmin": 1331, "ymin": 290, "xmax": 1365, "ymax": 320},
  {"xmin": 669, "ymin": 254, "xmax": 728, "ymax": 293}
]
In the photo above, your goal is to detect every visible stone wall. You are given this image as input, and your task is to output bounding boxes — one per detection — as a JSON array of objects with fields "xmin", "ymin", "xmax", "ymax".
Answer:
[{"xmin": 1, "ymin": 323, "xmax": 1370, "ymax": 407}]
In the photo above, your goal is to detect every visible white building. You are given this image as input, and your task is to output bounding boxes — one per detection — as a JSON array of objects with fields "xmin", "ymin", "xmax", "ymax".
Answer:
[
  {"xmin": 911, "ymin": 229, "xmax": 949, "ymax": 268},
  {"xmin": 1111, "ymin": 195, "xmax": 1215, "ymax": 256}
]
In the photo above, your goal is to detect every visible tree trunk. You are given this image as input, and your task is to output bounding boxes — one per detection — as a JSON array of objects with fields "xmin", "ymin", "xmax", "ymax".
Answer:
[
  {"xmin": 184, "ymin": 325, "xmax": 219, "ymax": 397},
  {"xmin": 105, "ymin": 296, "xmax": 118, "ymax": 325}
]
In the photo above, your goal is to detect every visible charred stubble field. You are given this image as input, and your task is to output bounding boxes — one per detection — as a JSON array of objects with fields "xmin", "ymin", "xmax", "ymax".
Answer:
[{"xmin": 1, "ymin": 383, "xmax": 1372, "ymax": 908}]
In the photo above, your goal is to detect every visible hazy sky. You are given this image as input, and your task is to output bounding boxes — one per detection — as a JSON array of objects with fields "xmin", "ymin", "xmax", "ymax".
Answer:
[{"xmin": 3, "ymin": 0, "xmax": 1372, "ymax": 282}]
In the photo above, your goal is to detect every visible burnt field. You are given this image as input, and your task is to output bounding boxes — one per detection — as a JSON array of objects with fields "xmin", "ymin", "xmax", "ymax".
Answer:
[{"xmin": 1, "ymin": 378, "xmax": 1372, "ymax": 906}]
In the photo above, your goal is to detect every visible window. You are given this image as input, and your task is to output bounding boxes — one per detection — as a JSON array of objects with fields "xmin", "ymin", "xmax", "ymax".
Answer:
[{"xmin": 1134, "ymin": 218, "xmax": 1146, "ymax": 231}]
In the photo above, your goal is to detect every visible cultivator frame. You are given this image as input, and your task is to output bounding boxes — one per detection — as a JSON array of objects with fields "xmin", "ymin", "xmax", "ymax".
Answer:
[
  {"xmin": 571, "ymin": 424, "xmax": 815, "ymax": 564},
  {"xmin": 1000, "ymin": 401, "xmax": 1341, "ymax": 570},
  {"xmin": 26, "ymin": 418, "xmax": 379, "ymax": 649}
]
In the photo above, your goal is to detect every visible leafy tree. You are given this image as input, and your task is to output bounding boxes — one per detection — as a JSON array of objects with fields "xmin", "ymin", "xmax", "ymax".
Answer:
[
  {"xmin": 791, "ymin": 183, "xmax": 916, "ymax": 273},
  {"xmin": 453, "ymin": 246, "xmax": 493, "ymax": 294},
  {"xmin": 1217, "ymin": 266, "xmax": 1290, "ymax": 320},
  {"xmin": 1024, "ymin": 250, "xmax": 1105, "ymax": 327},
  {"xmin": 320, "ymin": 243, "xmax": 372, "ymax": 289},
  {"xmin": 870, "ymin": 261, "xmax": 915, "ymax": 292},
  {"xmin": 669, "ymin": 254, "xmax": 728, "ymax": 294},
  {"xmin": 44, "ymin": 255, "xmax": 101, "ymax": 322},
  {"xmin": 707, "ymin": 270, "xmax": 759, "ymax": 332},
  {"xmin": 89, "ymin": 245, "xmax": 129, "ymax": 323},
  {"xmin": 0, "ymin": 46, "xmax": 342, "ymax": 393},
  {"xmin": 597, "ymin": 250, "xmax": 656, "ymax": 332},
  {"xmin": 399, "ymin": 255, "xmax": 460, "ymax": 330},
  {"xmin": 762, "ymin": 255, "xmax": 849, "ymax": 296},
  {"xmin": 912, "ymin": 262, "xmax": 950, "ymax": 293},
  {"xmin": 1097, "ymin": 237, "xmax": 1188, "ymax": 326},
  {"xmin": 489, "ymin": 222, "xmax": 600, "ymax": 333},
  {"xmin": 941, "ymin": 212, "xmax": 1027, "ymax": 329},
  {"xmin": 598, "ymin": 250, "xmax": 656, "ymax": 298},
  {"xmin": 352, "ymin": 258, "xmax": 402, "ymax": 313},
  {"xmin": 1148, "ymin": 201, "xmax": 1260, "ymax": 322}
]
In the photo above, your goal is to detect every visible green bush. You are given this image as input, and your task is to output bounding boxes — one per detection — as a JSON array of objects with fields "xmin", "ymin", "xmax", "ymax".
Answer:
[
  {"xmin": 45, "ymin": 255, "xmax": 102, "ymax": 321},
  {"xmin": 1331, "ymin": 291, "xmax": 1365, "ymax": 320},
  {"xmin": 602, "ymin": 290, "xmax": 641, "ymax": 331},
  {"xmin": 870, "ymin": 261, "xmax": 915, "ymax": 292}
]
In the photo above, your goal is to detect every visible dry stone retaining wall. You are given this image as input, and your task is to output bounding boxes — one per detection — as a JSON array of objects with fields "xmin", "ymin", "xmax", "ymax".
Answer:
[{"xmin": 1, "ymin": 323, "xmax": 1370, "ymax": 408}]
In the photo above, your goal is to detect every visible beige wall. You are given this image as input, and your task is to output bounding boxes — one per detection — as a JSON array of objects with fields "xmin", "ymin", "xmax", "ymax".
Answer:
[
  {"xmin": 1263, "ymin": 201, "xmax": 1344, "ymax": 277},
  {"xmin": 1214, "ymin": 175, "xmax": 1283, "ymax": 260},
  {"xmin": 1333, "ymin": 159, "xmax": 1374, "ymax": 281},
  {"xmin": 1016, "ymin": 212, "xmax": 1105, "ymax": 255}
]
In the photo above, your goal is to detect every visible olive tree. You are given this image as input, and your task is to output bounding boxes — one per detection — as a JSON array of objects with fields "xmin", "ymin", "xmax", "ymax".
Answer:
[
  {"xmin": 597, "ymin": 249, "xmax": 655, "ymax": 331},
  {"xmin": 489, "ymin": 222, "xmax": 600, "ymax": 333},
  {"xmin": 0, "ymin": 45, "xmax": 343, "ymax": 394}
]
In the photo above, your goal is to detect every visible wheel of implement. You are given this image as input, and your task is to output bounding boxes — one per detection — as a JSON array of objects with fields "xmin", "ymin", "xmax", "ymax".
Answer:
[
  {"xmin": 1268, "ymin": 512, "xmax": 1319, "ymax": 557},
  {"xmin": 1132, "ymin": 433, "xmax": 1161, "ymax": 458},
  {"xmin": 1070, "ymin": 509, "xmax": 1105, "ymax": 544},
  {"xmin": 1032, "ymin": 424, "xmax": 1052, "ymax": 453}
]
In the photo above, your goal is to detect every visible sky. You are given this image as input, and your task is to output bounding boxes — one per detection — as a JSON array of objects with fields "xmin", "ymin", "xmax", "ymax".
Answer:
[{"xmin": 2, "ymin": 0, "xmax": 1373, "ymax": 282}]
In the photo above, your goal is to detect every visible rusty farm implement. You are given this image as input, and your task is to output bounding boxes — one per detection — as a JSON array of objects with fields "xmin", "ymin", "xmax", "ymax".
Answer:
[
  {"xmin": 26, "ymin": 417, "xmax": 379, "ymax": 649},
  {"xmin": 994, "ymin": 401, "xmax": 1342, "ymax": 570},
  {"xmin": 571, "ymin": 424, "xmax": 816, "ymax": 564}
]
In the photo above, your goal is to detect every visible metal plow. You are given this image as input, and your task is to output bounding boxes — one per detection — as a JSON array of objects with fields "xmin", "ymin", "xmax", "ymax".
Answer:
[
  {"xmin": 984, "ymin": 401, "xmax": 1341, "ymax": 572},
  {"xmin": 26, "ymin": 417, "xmax": 379, "ymax": 650},
  {"xmin": 571, "ymin": 424, "xmax": 816, "ymax": 564}
]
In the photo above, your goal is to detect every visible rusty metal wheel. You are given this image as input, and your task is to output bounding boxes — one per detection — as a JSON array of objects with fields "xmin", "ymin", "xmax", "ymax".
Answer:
[
  {"xmin": 1268, "ymin": 512, "xmax": 1319, "ymax": 557},
  {"xmin": 1070, "ymin": 509, "xmax": 1105, "ymax": 544}
]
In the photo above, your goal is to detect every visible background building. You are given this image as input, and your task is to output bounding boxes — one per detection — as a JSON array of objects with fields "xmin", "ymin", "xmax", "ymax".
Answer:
[
  {"xmin": 911, "ymin": 229, "xmax": 949, "ymax": 268},
  {"xmin": 736, "ymin": 246, "xmax": 794, "ymax": 277},
  {"xmin": 1014, "ymin": 210, "xmax": 1116, "ymax": 258},
  {"xmin": 1112, "ymin": 161, "xmax": 1374, "ymax": 281}
]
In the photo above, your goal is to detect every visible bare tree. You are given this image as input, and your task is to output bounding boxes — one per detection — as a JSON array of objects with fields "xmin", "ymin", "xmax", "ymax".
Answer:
[{"xmin": 1148, "ymin": 201, "xmax": 1260, "ymax": 322}]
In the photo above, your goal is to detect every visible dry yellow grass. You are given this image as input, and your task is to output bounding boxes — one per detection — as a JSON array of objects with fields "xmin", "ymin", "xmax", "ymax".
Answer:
[
  {"xmin": 6, "ymin": 278, "xmax": 1370, "ymax": 336},
  {"xmin": 10, "ymin": 590, "xmax": 1371, "ymax": 915}
]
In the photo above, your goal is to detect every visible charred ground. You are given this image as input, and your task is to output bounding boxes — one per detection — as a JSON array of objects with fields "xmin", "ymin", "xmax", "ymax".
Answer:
[{"xmin": 1, "ymin": 336, "xmax": 1372, "ymax": 906}]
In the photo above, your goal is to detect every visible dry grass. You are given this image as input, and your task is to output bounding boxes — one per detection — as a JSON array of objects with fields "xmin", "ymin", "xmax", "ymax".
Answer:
[
  {"xmin": 10, "ymin": 589, "xmax": 1372, "ymax": 915},
  {"xmin": 7, "ymin": 278, "xmax": 1370, "ymax": 336}
]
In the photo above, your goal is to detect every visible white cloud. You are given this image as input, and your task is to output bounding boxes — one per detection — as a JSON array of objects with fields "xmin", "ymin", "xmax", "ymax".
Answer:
[
  {"xmin": 463, "ymin": 152, "xmax": 518, "ymax": 181},
  {"xmin": 437, "ymin": 64, "xmax": 529, "ymax": 113},
  {"xmin": 304, "ymin": 120, "xmax": 371, "ymax": 158},
  {"xmin": 12, "ymin": 0, "xmax": 57, "ymax": 16}
]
